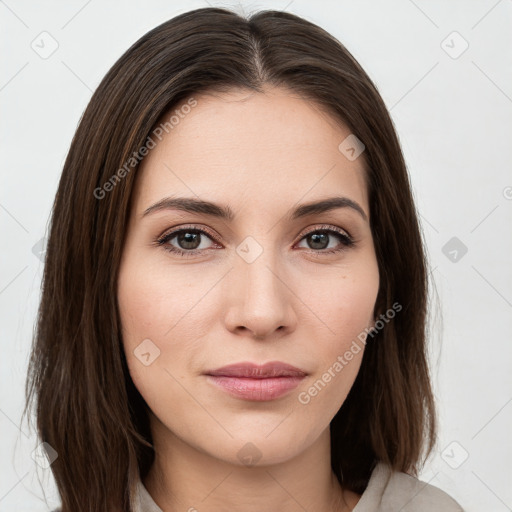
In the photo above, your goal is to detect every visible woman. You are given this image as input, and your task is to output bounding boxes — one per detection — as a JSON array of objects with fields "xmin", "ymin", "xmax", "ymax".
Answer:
[{"xmin": 24, "ymin": 6, "xmax": 464, "ymax": 511}]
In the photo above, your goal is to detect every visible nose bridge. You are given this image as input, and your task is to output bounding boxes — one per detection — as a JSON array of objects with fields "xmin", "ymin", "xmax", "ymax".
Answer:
[{"xmin": 224, "ymin": 234, "xmax": 295, "ymax": 337}]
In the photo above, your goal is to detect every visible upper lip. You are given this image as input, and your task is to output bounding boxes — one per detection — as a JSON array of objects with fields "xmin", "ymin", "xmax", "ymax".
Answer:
[{"xmin": 205, "ymin": 361, "xmax": 308, "ymax": 379}]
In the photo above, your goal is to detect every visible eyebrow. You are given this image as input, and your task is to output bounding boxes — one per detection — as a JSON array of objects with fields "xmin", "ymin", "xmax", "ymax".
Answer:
[{"xmin": 142, "ymin": 196, "xmax": 368, "ymax": 222}]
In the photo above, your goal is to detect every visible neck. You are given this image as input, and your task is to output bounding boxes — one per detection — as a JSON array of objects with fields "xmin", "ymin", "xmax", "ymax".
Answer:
[{"xmin": 142, "ymin": 417, "xmax": 358, "ymax": 512}]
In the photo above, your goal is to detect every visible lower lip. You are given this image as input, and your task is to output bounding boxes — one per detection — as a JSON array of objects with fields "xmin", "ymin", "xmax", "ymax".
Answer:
[{"xmin": 205, "ymin": 375, "xmax": 305, "ymax": 401}]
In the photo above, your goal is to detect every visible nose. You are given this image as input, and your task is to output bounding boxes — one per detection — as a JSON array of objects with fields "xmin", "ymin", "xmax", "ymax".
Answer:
[{"xmin": 223, "ymin": 250, "xmax": 297, "ymax": 340}]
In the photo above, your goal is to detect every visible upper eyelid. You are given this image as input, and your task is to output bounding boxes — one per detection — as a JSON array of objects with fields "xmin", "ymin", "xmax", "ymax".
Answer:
[
  {"xmin": 158, "ymin": 224, "xmax": 218, "ymax": 243},
  {"xmin": 301, "ymin": 224, "xmax": 351, "ymax": 238}
]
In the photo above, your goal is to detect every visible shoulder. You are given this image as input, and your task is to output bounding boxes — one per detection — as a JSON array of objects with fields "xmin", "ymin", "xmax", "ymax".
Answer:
[{"xmin": 381, "ymin": 465, "xmax": 464, "ymax": 511}]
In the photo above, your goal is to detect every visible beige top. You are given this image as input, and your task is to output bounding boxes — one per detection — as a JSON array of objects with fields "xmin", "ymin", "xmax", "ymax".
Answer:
[{"xmin": 133, "ymin": 462, "xmax": 464, "ymax": 511}]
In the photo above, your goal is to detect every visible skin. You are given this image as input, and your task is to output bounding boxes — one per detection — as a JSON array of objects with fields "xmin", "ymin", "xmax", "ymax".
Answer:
[{"xmin": 117, "ymin": 85, "xmax": 380, "ymax": 512}]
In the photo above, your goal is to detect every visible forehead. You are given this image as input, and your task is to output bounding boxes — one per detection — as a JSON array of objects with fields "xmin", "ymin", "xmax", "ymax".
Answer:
[{"xmin": 133, "ymin": 86, "xmax": 368, "ymax": 217}]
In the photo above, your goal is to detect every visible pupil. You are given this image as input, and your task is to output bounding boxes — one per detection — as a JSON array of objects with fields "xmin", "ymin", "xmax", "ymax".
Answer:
[
  {"xmin": 179, "ymin": 231, "xmax": 200, "ymax": 249},
  {"xmin": 309, "ymin": 232, "xmax": 328, "ymax": 250}
]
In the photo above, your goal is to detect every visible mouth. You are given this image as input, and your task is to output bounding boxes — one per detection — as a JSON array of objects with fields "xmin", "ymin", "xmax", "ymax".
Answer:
[{"xmin": 203, "ymin": 361, "xmax": 308, "ymax": 401}]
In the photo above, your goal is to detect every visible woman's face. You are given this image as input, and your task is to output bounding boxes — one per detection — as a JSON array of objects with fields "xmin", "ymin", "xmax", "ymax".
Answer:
[{"xmin": 117, "ymin": 86, "xmax": 379, "ymax": 466}]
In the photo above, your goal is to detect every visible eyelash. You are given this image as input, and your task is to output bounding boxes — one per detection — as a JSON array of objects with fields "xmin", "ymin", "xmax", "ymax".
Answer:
[{"xmin": 155, "ymin": 224, "xmax": 355, "ymax": 258}]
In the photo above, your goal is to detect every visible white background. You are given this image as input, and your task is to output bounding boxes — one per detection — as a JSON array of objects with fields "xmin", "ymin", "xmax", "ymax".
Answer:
[{"xmin": 1, "ymin": 1, "xmax": 511, "ymax": 510}]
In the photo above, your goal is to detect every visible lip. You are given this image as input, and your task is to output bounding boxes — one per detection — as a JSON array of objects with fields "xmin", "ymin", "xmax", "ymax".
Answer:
[
  {"xmin": 204, "ymin": 361, "xmax": 308, "ymax": 401},
  {"xmin": 205, "ymin": 361, "xmax": 308, "ymax": 378}
]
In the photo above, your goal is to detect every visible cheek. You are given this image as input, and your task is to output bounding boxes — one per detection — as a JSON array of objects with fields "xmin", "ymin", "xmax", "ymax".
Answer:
[
  {"xmin": 307, "ymin": 260, "xmax": 379, "ymax": 351},
  {"xmin": 297, "ymin": 259, "xmax": 379, "ymax": 405},
  {"xmin": 117, "ymin": 251, "xmax": 215, "ymax": 402},
  {"xmin": 117, "ymin": 251, "xmax": 197, "ymax": 347},
  {"xmin": 333, "ymin": 279, "xmax": 378, "ymax": 347},
  {"xmin": 117, "ymin": 257, "xmax": 212, "ymax": 442},
  {"xmin": 296, "ymin": 288, "xmax": 375, "ymax": 427},
  {"xmin": 117, "ymin": 255, "xmax": 172, "ymax": 393}
]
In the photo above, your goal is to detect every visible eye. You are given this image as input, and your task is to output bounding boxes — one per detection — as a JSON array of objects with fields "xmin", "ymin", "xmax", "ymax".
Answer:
[
  {"xmin": 295, "ymin": 225, "xmax": 355, "ymax": 254},
  {"xmin": 155, "ymin": 224, "xmax": 355, "ymax": 258},
  {"xmin": 156, "ymin": 225, "xmax": 220, "ymax": 257}
]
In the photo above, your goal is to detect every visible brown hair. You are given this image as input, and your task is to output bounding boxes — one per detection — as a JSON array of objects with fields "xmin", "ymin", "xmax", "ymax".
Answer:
[{"xmin": 24, "ymin": 7, "xmax": 436, "ymax": 511}]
